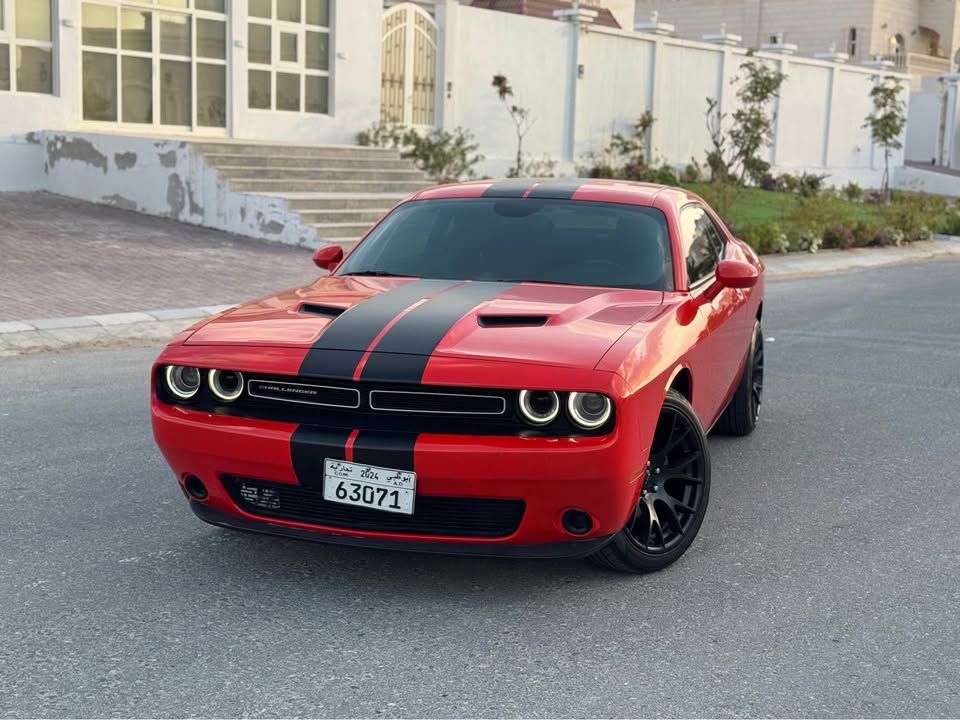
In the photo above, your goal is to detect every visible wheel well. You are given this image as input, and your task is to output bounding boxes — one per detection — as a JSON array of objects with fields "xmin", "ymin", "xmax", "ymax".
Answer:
[
  {"xmin": 756, "ymin": 302, "xmax": 763, "ymax": 322},
  {"xmin": 669, "ymin": 368, "xmax": 692, "ymax": 402}
]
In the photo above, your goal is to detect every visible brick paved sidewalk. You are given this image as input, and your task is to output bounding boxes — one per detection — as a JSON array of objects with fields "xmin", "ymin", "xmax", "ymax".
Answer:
[{"xmin": 0, "ymin": 192, "xmax": 319, "ymax": 322}]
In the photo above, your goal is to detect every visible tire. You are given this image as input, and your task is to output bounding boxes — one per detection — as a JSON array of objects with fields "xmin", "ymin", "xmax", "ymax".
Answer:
[
  {"xmin": 589, "ymin": 390, "xmax": 711, "ymax": 574},
  {"xmin": 713, "ymin": 320, "xmax": 764, "ymax": 437}
]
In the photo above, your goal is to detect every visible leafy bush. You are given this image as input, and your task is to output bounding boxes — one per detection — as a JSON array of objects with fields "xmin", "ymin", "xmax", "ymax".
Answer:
[
  {"xmin": 794, "ymin": 230, "xmax": 823, "ymax": 254},
  {"xmin": 510, "ymin": 154, "xmax": 559, "ymax": 178},
  {"xmin": 935, "ymin": 203, "xmax": 960, "ymax": 236},
  {"xmin": 798, "ymin": 172, "xmax": 829, "ymax": 197},
  {"xmin": 740, "ymin": 223, "xmax": 789, "ymax": 254},
  {"xmin": 841, "ymin": 182, "xmax": 864, "ymax": 202},
  {"xmin": 883, "ymin": 192, "xmax": 947, "ymax": 243},
  {"xmin": 822, "ymin": 223, "xmax": 856, "ymax": 249},
  {"xmin": 645, "ymin": 164, "xmax": 680, "ymax": 186},
  {"xmin": 580, "ymin": 113, "xmax": 657, "ymax": 181},
  {"xmin": 778, "ymin": 173, "xmax": 800, "ymax": 193},
  {"xmin": 759, "ymin": 174, "xmax": 780, "ymax": 192},
  {"xmin": 356, "ymin": 122, "xmax": 406, "ymax": 149},
  {"xmin": 852, "ymin": 220, "xmax": 881, "ymax": 247},
  {"xmin": 680, "ymin": 160, "xmax": 704, "ymax": 184},
  {"xmin": 355, "ymin": 123, "xmax": 482, "ymax": 183},
  {"xmin": 787, "ymin": 193, "xmax": 842, "ymax": 238},
  {"xmin": 871, "ymin": 226, "xmax": 905, "ymax": 247}
]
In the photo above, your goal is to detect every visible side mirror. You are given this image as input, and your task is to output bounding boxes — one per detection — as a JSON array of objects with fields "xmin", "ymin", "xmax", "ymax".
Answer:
[
  {"xmin": 313, "ymin": 245, "xmax": 344, "ymax": 272},
  {"xmin": 716, "ymin": 259, "xmax": 758, "ymax": 289}
]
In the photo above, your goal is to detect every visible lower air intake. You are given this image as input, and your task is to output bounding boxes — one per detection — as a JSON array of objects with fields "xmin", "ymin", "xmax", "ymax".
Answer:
[{"xmin": 222, "ymin": 476, "xmax": 525, "ymax": 538}]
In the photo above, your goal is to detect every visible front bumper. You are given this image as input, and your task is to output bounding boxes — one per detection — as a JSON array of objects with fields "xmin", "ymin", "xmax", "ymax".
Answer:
[{"xmin": 152, "ymin": 396, "xmax": 649, "ymax": 552}]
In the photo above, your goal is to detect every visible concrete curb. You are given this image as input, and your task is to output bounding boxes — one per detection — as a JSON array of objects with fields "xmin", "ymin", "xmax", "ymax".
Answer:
[
  {"xmin": 764, "ymin": 236, "xmax": 960, "ymax": 281},
  {"xmin": 0, "ymin": 304, "xmax": 234, "ymax": 359}
]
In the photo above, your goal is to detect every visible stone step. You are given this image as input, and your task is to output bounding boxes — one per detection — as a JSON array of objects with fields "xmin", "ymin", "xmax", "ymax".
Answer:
[
  {"xmin": 310, "ymin": 221, "xmax": 377, "ymax": 239},
  {"xmin": 203, "ymin": 153, "xmax": 414, "ymax": 170},
  {"xmin": 217, "ymin": 167, "xmax": 428, "ymax": 182},
  {"xmin": 192, "ymin": 141, "xmax": 398, "ymax": 160},
  {"xmin": 229, "ymin": 179, "xmax": 429, "ymax": 194},
  {"xmin": 279, "ymin": 193, "xmax": 408, "ymax": 211},
  {"xmin": 297, "ymin": 208, "xmax": 387, "ymax": 224}
]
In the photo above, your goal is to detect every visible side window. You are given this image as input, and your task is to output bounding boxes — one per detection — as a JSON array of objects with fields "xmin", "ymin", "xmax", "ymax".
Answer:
[{"xmin": 679, "ymin": 206, "xmax": 725, "ymax": 287}]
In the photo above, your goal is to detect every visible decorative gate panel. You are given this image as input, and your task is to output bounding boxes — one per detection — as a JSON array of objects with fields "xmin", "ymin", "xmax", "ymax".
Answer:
[{"xmin": 381, "ymin": 3, "xmax": 437, "ymax": 127}]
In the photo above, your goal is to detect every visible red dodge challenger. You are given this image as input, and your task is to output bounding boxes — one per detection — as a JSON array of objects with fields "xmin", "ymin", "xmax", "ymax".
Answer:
[{"xmin": 152, "ymin": 179, "xmax": 764, "ymax": 573}]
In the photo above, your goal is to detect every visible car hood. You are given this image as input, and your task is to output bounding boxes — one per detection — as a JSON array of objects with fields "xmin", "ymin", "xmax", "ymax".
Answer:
[{"xmin": 185, "ymin": 276, "xmax": 664, "ymax": 370}]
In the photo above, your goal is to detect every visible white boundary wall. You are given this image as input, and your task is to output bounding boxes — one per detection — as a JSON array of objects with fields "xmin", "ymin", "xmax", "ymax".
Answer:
[{"xmin": 438, "ymin": 3, "xmax": 911, "ymax": 188}]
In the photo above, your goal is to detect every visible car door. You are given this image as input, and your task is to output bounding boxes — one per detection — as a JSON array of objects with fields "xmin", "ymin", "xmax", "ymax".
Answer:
[{"xmin": 678, "ymin": 204, "xmax": 747, "ymax": 425}]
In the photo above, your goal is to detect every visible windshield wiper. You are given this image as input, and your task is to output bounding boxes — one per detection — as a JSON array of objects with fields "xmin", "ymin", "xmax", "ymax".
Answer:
[{"xmin": 339, "ymin": 270, "xmax": 412, "ymax": 278}]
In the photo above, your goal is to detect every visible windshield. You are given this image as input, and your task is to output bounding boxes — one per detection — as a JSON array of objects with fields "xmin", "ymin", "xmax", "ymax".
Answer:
[{"xmin": 337, "ymin": 198, "xmax": 674, "ymax": 291}]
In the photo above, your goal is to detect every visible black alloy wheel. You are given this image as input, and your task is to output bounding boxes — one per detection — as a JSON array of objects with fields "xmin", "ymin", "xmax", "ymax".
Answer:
[{"xmin": 590, "ymin": 390, "xmax": 711, "ymax": 573}]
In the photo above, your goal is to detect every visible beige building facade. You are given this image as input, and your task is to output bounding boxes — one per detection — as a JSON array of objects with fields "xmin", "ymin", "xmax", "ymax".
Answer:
[{"xmin": 634, "ymin": 0, "xmax": 957, "ymax": 84}]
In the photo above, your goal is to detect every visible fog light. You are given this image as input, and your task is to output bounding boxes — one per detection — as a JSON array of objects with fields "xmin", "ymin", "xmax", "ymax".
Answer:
[
  {"xmin": 184, "ymin": 474, "xmax": 208, "ymax": 500},
  {"xmin": 562, "ymin": 509, "xmax": 593, "ymax": 536}
]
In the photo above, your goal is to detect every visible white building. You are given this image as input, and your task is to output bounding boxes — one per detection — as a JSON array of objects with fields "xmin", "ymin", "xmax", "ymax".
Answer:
[
  {"xmin": 0, "ymin": 0, "xmax": 382, "ymax": 145},
  {"xmin": 0, "ymin": 1, "xmax": 941, "ymax": 247}
]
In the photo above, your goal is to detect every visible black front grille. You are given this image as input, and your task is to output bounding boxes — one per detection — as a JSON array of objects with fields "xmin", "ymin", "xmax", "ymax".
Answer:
[{"xmin": 222, "ymin": 476, "xmax": 525, "ymax": 538}]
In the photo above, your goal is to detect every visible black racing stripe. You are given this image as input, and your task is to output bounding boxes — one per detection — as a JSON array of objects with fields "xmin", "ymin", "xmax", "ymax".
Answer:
[
  {"xmin": 352, "ymin": 430, "xmax": 418, "ymax": 472},
  {"xmin": 299, "ymin": 279, "xmax": 456, "ymax": 379},
  {"xmin": 360, "ymin": 281, "xmax": 515, "ymax": 384},
  {"xmin": 481, "ymin": 179, "xmax": 536, "ymax": 198},
  {"xmin": 290, "ymin": 426, "xmax": 353, "ymax": 489},
  {"xmin": 526, "ymin": 180, "xmax": 584, "ymax": 199}
]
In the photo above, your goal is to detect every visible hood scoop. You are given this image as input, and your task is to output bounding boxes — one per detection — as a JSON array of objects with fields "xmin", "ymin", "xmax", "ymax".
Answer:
[
  {"xmin": 299, "ymin": 303, "xmax": 346, "ymax": 318},
  {"xmin": 477, "ymin": 314, "xmax": 549, "ymax": 328}
]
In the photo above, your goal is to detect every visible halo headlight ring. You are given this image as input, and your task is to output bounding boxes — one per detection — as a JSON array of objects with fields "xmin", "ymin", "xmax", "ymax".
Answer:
[
  {"xmin": 566, "ymin": 392, "xmax": 612, "ymax": 429},
  {"xmin": 518, "ymin": 390, "xmax": 560, "ymax": 426},
  {"xmin": 164, "ymin": 365, "xmax": 202, "ymax": 400},
  {"xmin": 208, "ymin": 369, "xmax": 245, "ymax": 402}
]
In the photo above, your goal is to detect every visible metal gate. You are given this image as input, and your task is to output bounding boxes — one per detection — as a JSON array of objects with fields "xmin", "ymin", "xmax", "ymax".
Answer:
[{"xmin": 381, "ymin": 3, "xmax": 438, "ymax": 127}]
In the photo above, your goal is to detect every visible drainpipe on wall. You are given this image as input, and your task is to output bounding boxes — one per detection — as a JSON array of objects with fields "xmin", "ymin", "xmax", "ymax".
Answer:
[{"xmin": 553, "ymin": 5, "xmax": 598, "ymax": 167}]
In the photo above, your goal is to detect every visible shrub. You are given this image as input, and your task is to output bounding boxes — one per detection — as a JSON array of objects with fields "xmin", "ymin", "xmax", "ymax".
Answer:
[
  {"xmin": 759, "ymin": 174, "xmax": 780, "ymax": 192},
  {"xmin": 680, "ymin": 159, "xmax": 704, "ymax": 183},
  {"xmin": 852, "ymin": 220, "xmax": 881, "ymax": 247},
  {"xmin": 511, "ymin": 154, "xmax": 559, "ymax": 178},
  {"xmin": 778, "ymin": 173, "xmax": 800, "ymax": 193},
  {"xmin": 356, "ymin": 122, "xmax": 406, "ymax": 148},
  {"xmin": 740, "ymin": 223, "xmax": 789, "ymax": 254},
  {"xmin": 872, "ymin": 226, "xmax": 905, "ymax": 247},
  {"xmin": 935, "ymin": 203, "xmax": 960, "ymax": 236},
  {"xmin": 798, "ymin": 172, "xmax": 829, "ymax": 197},
  {"xmin": 883, "ymin": 192, "xmax": 948, "ymax": 242},
  {"xmin": 355, "ymin": 123, "xmax": 482, "ymax": 183},
  {"xmin": 841, "ymin": 182, "xmax": 864, "ymax": 202},
  {"xmin": 644, "ymin": 164, "xmax": 680, "ymax": 186},
  {"xmin": 822, "ymin": 223, "xmax": 856, "ymax": 249},
  {"xmin": 794, "ymin": 230, "xmax": 823, "ymax": 254}
]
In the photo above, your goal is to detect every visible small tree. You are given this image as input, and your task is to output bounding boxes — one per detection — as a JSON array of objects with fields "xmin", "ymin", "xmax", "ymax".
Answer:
[
  {"xmin": 705, "ymin": 57, "xmax": 787, "ymax": 184},
  {"xmin": 863, "ymin": 76, "xmax": 907, "ymax": 202},
  {"xmin": 492, "ymin": 74, "xmax": 535, "ymax": 177},
  {"xmin": 608, "ymin": 111, "xmax": 656, "ymax": 179}
]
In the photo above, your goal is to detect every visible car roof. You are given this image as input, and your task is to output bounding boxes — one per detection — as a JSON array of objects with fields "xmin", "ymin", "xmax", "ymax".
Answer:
[{"xmin": 410, "ymin": 178, "xmax": 698, "ymax": 208}]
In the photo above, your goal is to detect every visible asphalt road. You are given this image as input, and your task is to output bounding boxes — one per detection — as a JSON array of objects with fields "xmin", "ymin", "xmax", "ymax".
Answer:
[{"xmin": 2, "ymin": 260, "xmax": 959, "ymax": 718}]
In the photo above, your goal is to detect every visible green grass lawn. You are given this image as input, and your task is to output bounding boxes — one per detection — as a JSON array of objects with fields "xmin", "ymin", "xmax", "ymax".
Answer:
[{"xmin": 681, "ymin": 183, "xmax": 885, "ymax": 232}]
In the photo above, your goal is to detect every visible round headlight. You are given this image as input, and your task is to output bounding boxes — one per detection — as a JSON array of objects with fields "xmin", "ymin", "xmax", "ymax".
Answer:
[
  {"xmin": 208, "ymin": 369, "xmax": 245, "ymax": 402},
  {"xmin": 518, "ymin": 390, "xmax": 560, "ymax": 425},
  {"xmin": 567, "ymin": 392, "xmax": 612, "ymax": 429},
  {"xmin": 164, "ymin": 365, "xmax": 201, "ymax": 400}
]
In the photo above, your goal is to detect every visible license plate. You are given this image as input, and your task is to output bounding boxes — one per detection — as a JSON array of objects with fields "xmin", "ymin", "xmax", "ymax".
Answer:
[{"xmin": 322, "ymin": 459, "xmax": 416, "ymax": 515}]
